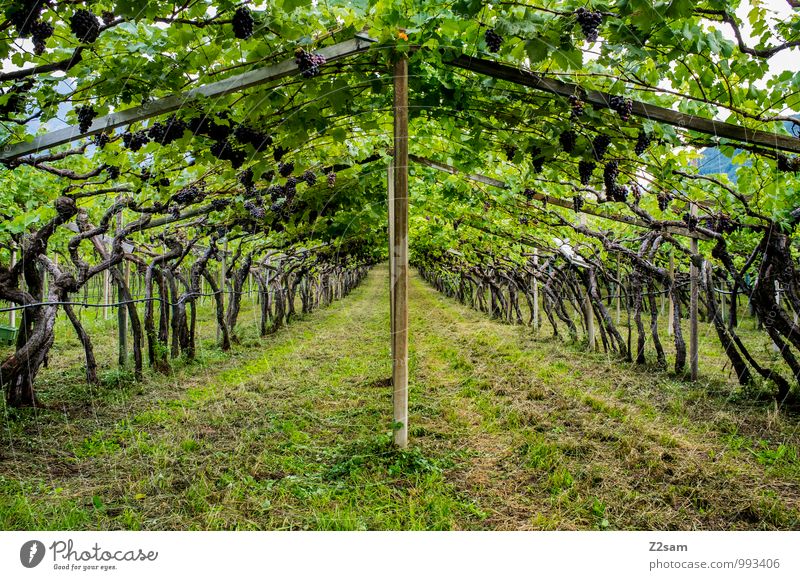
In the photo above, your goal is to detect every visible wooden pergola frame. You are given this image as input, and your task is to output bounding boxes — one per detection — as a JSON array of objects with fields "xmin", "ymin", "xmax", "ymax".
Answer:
[{"xmin": 1, "ymin": 35, "xmax": 795, "ymax": 446}]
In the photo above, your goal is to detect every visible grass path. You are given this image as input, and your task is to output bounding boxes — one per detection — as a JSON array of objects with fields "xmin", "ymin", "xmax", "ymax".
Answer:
[{"xmin": 2, "ymin": 264, "xmax": 799, "ymax": 530}]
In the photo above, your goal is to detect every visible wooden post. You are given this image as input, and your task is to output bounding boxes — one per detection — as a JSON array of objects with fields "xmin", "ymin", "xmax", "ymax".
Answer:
[
  {"xmin": 391, "ymin": 54, "xmax": 409, "ymax": 449},
  {"xmin": 116, "ymin": 210, "xmax": 128, "ymax": 366},
  {"xmin": 615, "ymin": 252, "xmax": 621, "ymax": 326},
  {"xmin": 773, "ymin": 280, "xmax": 782, "ymax": 352},
  {"xmin": 218, "ymin": 238, "xmax": 227, "ymax": 342},
  {"xmin": 668, "ymin": 252, "xmax": 675, "ymax": 337},
  {"xmin": 689, "ymin": 204, "xmax": 699, "ymax": 381},
  {"xmin": 579, "ymin": 214, "xmax": 595, "ymax": 351},
  {"xmin": 9, "ymin": 249, "xmax": 16, "ymax": 328},
  {"xmin": 118, "ymin": 262, "xmax": 129, "ymax": 366},
  {"xmin": 532, "ymin": 249, "xmax": 539, "ymax": 332},
  {"xmin": 103, "ymin": 269, "xmax": 110, "ymax": 320},
  {"xmin": 388, "ymin": 161, "xmax": 395, "ymax": 360},
  {"xmin": 584, "ymin": 293, "xmax": 595, "ymax": 351},
  {"xmin": 42, "ymin": 256, "xmax": 48, "ymax": 304}
]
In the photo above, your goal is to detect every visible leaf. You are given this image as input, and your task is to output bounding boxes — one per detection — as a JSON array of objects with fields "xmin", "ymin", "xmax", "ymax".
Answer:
[{"xmin": 525, "ymin": 38, "xmax": 550, "ymax": 64}]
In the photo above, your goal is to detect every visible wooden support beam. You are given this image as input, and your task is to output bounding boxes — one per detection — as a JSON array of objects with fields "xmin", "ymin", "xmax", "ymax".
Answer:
[
  {"xmin": 689, "ymin": 204, "xmax": 700, "ymax": 381},
  {"xmin": 410, "ymin": 154, "xmax": 709, "ymax": 240},
  {"xmin": 392, "ymin": 56, "xmax": 410, "ymax": 449},
  {"xmin": 0, "ymin": 35, "xmax": 376, "ymax": 162},
  {"xmin": 447, "ymin": 55, "xmax": 800, "ymax": 154}
]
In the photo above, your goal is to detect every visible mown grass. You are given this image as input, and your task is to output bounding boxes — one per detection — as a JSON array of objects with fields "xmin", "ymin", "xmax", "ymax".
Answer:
[{"xmin": 1, "ymin": 264, "xmax": 799, "ymax": 530}]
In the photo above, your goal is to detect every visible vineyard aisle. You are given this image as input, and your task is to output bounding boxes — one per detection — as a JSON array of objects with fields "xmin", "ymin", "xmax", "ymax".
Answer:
[{"xmin": 2, "ymin": 263, "xmax": 799, "ymax": 530}]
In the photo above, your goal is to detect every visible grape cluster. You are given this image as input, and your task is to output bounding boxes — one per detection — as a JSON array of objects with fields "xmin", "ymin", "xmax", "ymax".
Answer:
[
  {"xmin": 105, "ymin": 165, "xmax": 120, "ymax": 179},
  {"xmin": 705, "ymin": 215, "xmax": 737, "ymax": 234},
  {"xmin": 484, "ymin": 28, "xmax": 503, "ymax": 52},
  {"xmin": 210, "ymin": 198, "xmax": 231, "ymax": 211},
  {"xmin": 569, "ymin": 94, "xmax": 585, "ymax": 118},
  {"xmin": 603, "ymin": 161, "xmax": 627, "ymax": 201},
  {"xmin": 232, "ymin": 7, "xmax": 254, "ymax": 39},
  {"xmin": 295, "ymin": 48, "xmax": 327, "ymax": 78},
  {"xmin": 148, "ymin": 116, "xmax": 187, "ymax": 145},
  {"xmin": 267, "ymin": 184, "xmax": 284, "ymax": 202},
  {"xmin": 173, "ymin": 185, "xmax": 202, "ymax": 205},
  {"xmin": 327, "ymin": 172, "xmax": 336, "ymax": 188},
  {"xmin": 70, "ymin": 9, "xmax": 100, "ymax": 43},
  {"xmin": 279, "ymin": 162, "xmax": 294, "ymax": 177},
  {"xmin": 122, "ymin": 130, "xmax": 150, "ymax": 151},
  {"xmin": 233, "ymin": 125, "xmax": 272, "ymax": 151},
  {"xmin": 503, "ymin": 144, "xmax": 517, "ymax": 161},
  {"xmin": 631, "ymin": 183, "xmax": 641, "ymax": 205},
  {"xmin": 270, "ymin": 198, "xmax": 287, "ymax": 217},
  {"xmin": 682, "ymin": 212, "xmax": 699, "ymax": 232},
  {"xmin": 519, "ymin": 216, "xmax": 528, "ymax": 225},
  {"xmin": 75, "ymin": 105, "xmax": 96, "ymax": 133},
  {"xmin": 634, "ymin": 130, "xmax": 652, "ymax": 155},
  {"xmin": 777, "ymin": 154, "xmax": 800, "ymax": 172},
  {"xmin": 592, "ymin": 134, "xmax": 611, "ymax": 161},
  {"xmin": 9, "ymin": 0, "xmax": 47, "ymax": 36},
  {"xmin": 0, "ymin": 80, "xmax": 33, "ymax": 116},
  {"xmin": 209, "ymin": 139, "xmax": 246, "ymax": 168},
  {"xmin": 603, "ymin": 160, "xmax": 618, "ymax": 188},
  {"xmin": 575, "ymin": 8, "xmax": 603, "ymax": 42},
  {"xmin": 31, "ymin": 20, "xmax": 53, "ymax": 54},
  {"xmin": 530, "ymin": 147, "xmax": 545, "ymax": 173},
  {"xmin": 101, "ymin": 11, "xmax": 115, "ymax": 25},
  {"xmin": 302, "ymin": 170, "xmax": 317, "ymax": 185},
  {"xmin": 273, "ymin": 145, "xmax": 289, "ymax": 162},
  {"xmin": 657, "ymin": 191, "xmax": 672, "ymax": 212},
  {"xmin": 285, "ymin": 176, "xmax": 298, "ymax": 197},
  {"xmin": 187, "ymin": 114, "xmax": 231, "ymax": 141},
  {"xmin": 244, "ymin": 200, "xmax": 266, "ymax": 219},
  {"xmin": 523, "ymin": 188, "xmax": 535, "ymax": 201},
  {"xmin": 573, "ymin": 195, "xmax": 584, "ymax": 213},
  {"xmin": 578, "ymin": 160, "xmax": 595, "ymax": 185},
  {"xmin": 238, "ymin": 167, "xmax": 254, "ymax": 190},
  {"xmin": 559, "ymin": 130, "xmax": 577, "ymax": 153},
  {"xmin": 609, "ymin": 95, "xmax": 633, "ymax": 121},
  {"xmin": 610, "ymin": 184, "xmax": 628, "ymax": 202},
  {"xmin": 94, "ymin": 132, "xmax": 110, "ymax": 148}
]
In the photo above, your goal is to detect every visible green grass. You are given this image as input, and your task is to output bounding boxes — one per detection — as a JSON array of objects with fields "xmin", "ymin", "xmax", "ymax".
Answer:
[{"xmin": 1, "ymin": 264, "xmax": 800, "ymax": 530}]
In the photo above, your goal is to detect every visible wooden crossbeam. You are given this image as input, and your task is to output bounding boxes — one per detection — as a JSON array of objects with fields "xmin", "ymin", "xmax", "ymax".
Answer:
[
  {"xmin": 1, "ymin": 34, "xmax": 376, "ymax": 162},
  {"xmin": 410, "ymin": 154, "xmax": 709, "ymax": 240},
  {"xmin": 448, "ymin": 55, "xmax": 800, "ymax": 155}
]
